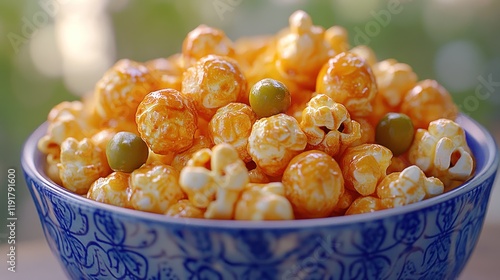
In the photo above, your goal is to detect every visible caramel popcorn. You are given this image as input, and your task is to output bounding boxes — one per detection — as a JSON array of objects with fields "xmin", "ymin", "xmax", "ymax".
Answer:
[
  {"xmin": 136, "ymin": 89, "xmax": 198, "ymax": 155},
  {"xmin": 234, "ymin": 183, "xmax": 294, "ymax": 220},
  {"xmin": 345, "ymin": 196, "xmax": 384, "ymax": 215},
  {"xmin": 87, "ymin": 172, "xmax": 131, "ymax": 208},
  {"xmin": 165, "ymin": 199, "xmax": 205, "ymax": 218},
  {"xmin": 248, "ymin": 113, "xmax": 307, "ymax": 177},
  {"xmin": 129, "ymin": 164, "xmax": 185, "ymax": 214},
  {"xmin": 209, "ymin": 103, "xmax": 257, "ymax": 162},
  {"xmin": 340, "ymin": 144, "xmax": 393, "ymax": 196},
  {"xmin": 181, "ymin": 55, "xmax": 248, "ymax": 119},
  {"xmin": 300, "ymin": 93, "xmax": 361, "ymax": 157},
  {"xmin": 282, "ymin": 150, "xmax": 344, "ymax": 218},
  {"xmin": 377, "ymin": 165, "xmax": 444, "ymax": 208},
  {"xmin": 400, "ymin": 79, "xmax": 458, "ymax": 129},
  {"xmin": 324, "ymin": 25, "xmax": 349, "ymax": 55},
  {"xmin": 58, "ymin": 137, "xmax": 111, "ymax": 194},
  {"xmin": 145, "ymin": 54, "xmax": 184, "ymax": 91},
  {"xmin": 408, "ymin": 119, "xmax": 474, "ymax": 187},
  {"xmin": 316, "ymin": 52, "xmax": 378, "ymax": 117},
  {"xmin": 182, "ymin": 24, "xmax": 235, "ymax": 67}
]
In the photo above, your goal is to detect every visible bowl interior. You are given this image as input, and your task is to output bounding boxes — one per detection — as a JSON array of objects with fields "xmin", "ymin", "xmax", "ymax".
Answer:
[{"xmin": 21, "ymin": 114, "xmax": 499, "ymax": 229}]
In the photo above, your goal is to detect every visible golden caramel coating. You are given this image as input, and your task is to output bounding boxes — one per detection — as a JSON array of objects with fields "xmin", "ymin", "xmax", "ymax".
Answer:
[
  {"xmin": 377, "ymin": 165, "xmax": 444, "ymax": 208},
  {"xmin": 234, "ymin": 35, "xmax": 272, "ymax": 71},
  {"xmin": 179, "ymin": 143, "xmax": 249, "ymax": 219},
  {"xmin": 282, "ymin": 150, "xmax": 344, "ymax": 219},
  {"xmin": 94, "ymin": 59, "xmax": 160, "ymax": 124},
  {"xmin": 400, "ymin": 79, "xmax": 458, "ymax": 129},
  {"xmin": 45, "ymin": 153, "xmax": 63, "ymax": 186},
  {"xmin": 129, "ymin": 164, "xmax": 185, "ymax": 214},
  {"xmin": 350, "ymin": 117, "xmax": 375, "ymax": 147},
  {"xmin": 331, "ymin": 188, "xmax": 359, "ymax": 216},
  {"xmin": 234, "ymin": 183, "xmax": 294, "ymax": 220},
  {"xmin": 209, "ymin": 103, "xmax": 257, "ymax": 162},
  {"xmin": 387, "ymin": 155, "xmax": 412, "ymax": 174},
  {"xmin": 171, "ymin": 136, "xmax": 213, "ymax": 172},
  {"xmin": 408, "ymin": 119, "xmax": 474, "ymax": 187},
  {"xmin": 345, "ymin": 196, "xmax": 384, "ymax": 215},
  {"xmin": 286, "ymin": 90, "xmax": 314, "ymax": 123},
  {"xmin": 90, "ymin": 128, "xmax": 117, "ymax": 152},
  {"xmin": 248, "ymin": 113, "xmax": 307, "ymax": 177},
  {"xmin": 165, "ymin": 199, "xmax": 205, "ymax": 218},
  {"xmin": 182, "ymin": 24, "xmax": 235, "ymax": 67},
  {"xmin": 316, "ymin": 52, "xmax": 378, "ymax": 117},
  {"xmin": 182, "ymin": 55, "xmax": 247, "ymax": 119},
  {"xmin": 136, "ymin": 89, "xmax": 198, "ymax": 155},
  {"xmin": 58, "ymin": 138, "xmax": 111, "ymax": 195},
  {"xmin": 324, "ymin": 25, "xmax": 349, "ymax": 55},
  {"xmin": 248, "ymin": 165, "xmax": 271, "ymax": 184},
  {"xmin": 349, "ymin": 45, "xmax": 377, "ymax": 67},
  {"xmin": 370, "ymin": 59, "xmax": 418, "ymax": 124},
  {"xmin": 146, "ymin": 150, "xmax": 176, "ymax": 166},
  {"xmin": 300, "ymin": 94, "xmax": 361, "ymax": 157},
  {"xmin": 275, "ymin": 10, "xmax": 331, "ymax": 89},
  {"xmin": 340, "ymin": 144, "xmax": 393, "ymax": 196},
  {"xmin": 87, "ymin": 172, "xmax": 131, "ymax": 208},
  {"xmin": 145, "ymin": 54, "xmax": 184, "ymax": 91}
]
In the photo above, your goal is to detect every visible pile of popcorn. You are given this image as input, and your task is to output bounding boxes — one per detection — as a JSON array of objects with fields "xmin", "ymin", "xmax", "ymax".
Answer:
[{"xmin": 37, "ymin": 11, "xmax": 475, "ymax": 220}]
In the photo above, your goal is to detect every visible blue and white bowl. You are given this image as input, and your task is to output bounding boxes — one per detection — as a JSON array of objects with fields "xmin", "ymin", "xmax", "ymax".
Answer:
[{"xmin": 22, "ymin": 114, "xmax": 498, "ymax": 280}]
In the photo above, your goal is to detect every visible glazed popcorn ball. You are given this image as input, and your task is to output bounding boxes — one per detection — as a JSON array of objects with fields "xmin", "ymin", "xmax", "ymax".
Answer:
[
  {"xmin": 209, "ymin": 103, "xmax": 257, "ymax": 162},
  {"xmin": 349, "ymin": 45, "xmax": 377, "ymax": 67},
  {"xmin": 400, "ymin": 79, "xmax": 458, "ymax": 129},
  {"xmin": 181, "ymin": 55, "xmax": 247, "ymax": 119},
  {"xmin": 324, "ymin": 25, "xmax": 350, "ymax": 55},
  {"xmin": 377, "ymin": 165, "xmax": 444, "ymax": 208},
  {"xmin": 87, "ymin": 172, "xmax": 131, "ymax": 208},
  {"xmin": 331, "ymin": 188, "xmax": 358, "ymax": 216},
  {"xmin": 275, "ymin": 10, "xmax": 331, "ymax": 90},
  {"xmin": 234, "ymin": 183, "xmax": 294, "ymax": 220},
  {"xmin": 340, "ymin": 144, "xmax": 393, "ymax": 196},
  {"xmin": 350, "ymin": 117, "xmax": 375, "ymax": 147},
  {"xmin": 248, "ymin": 165, "xmax": 271, "ymax": 184},
  {"xmin": 129, "ymin": 164, "xmax": 185, "ymax": 214},
  {"xmin": 248, "ymin": 113, "xmax": 307, "ymax": 177},
  {"xmin": 145, "ymin": 54, "xmax": 184, "ymax": 91},
  {"xmin": 136, "ymin": 89, "xmax": 198, "ymax": 155},
  {"xmin": 58, "ymin": 137, "xmax": 111, "ymax": 194},
  {"xmin": 165, "ymin": 199, "xmax": 205, "ymax": 218},
  {"xmin": 170, "ymin": 136, "xmax": 213, "ymax": 172},
  {"xmin": 282, "ymin": 150, "xmax": 344, "ymax": 218},
  {"xmin": 182, "ymin": 24, "xmax": 235, "ymax": 67},
  {"xmin": 94, "ymin": 59, "xmax": 160, "ymax": 125},
  {"xmin": 179, "ymin": 143, "xmax": 249, "ymax": 219},
  {"xmin": 316, "ymin": 52, "xmax": 378, "ymax": 117},
  {"xmin": 408, "ymin": 119, "xmax": 474, "ymax": 187},
  {"xmin": 300, "ymin": 93, "xmax": 361, "ymax": 157},
  {"xmin": 345, "ymin": 196, "xmax": 384, "ymax": 215}
]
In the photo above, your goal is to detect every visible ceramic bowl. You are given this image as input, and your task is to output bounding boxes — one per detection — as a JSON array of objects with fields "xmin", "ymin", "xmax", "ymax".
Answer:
[{"xmin": 22, "ymin": 114, "xmax": 498, "ymax": 280}]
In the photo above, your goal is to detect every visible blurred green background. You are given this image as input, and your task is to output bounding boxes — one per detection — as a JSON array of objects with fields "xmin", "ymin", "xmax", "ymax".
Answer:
[{"xmin": 1, "ymin": 0, "xmax": 499, "ymax": 242}]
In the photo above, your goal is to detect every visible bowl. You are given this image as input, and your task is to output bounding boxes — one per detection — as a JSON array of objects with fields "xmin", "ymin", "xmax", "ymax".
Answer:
[{"xmin": 22, "ymin": 114, "xmax": 498, "ymax": 280}]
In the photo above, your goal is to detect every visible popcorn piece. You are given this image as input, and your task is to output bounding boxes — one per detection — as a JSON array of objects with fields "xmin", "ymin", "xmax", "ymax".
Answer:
[
  {"xmin": 316, "ymin": 52, "xmax": 378, "ymax": 117},
  {"xmin": 182, "ymin": 55, "xmax": 247, "ymax": 119},
  {"xmin": 408, "ymin": 119, "xmax": 474, "ymax": 187},
  {"xmin": 45, "ymin": 153, "xmax": 63, "ymax": 186},
  {"xmin": 300, "ymin": 94, "xmax": 361, "ymax": 157},
  {"xmin": 331, "ymin": 188, "xmax": 359, "ymax": 216},
  {"xmin": 136, "ymin": 89, "xmax": 198, "ymax": 155},
  {"xmin": 94, "ymin": 59, "xmax": 160, "ymax": 124},
  {"xmin": 129, "ymin": 164, "xmax": 185, "ymax": 214},
  {"xmin": 400, "ymin": 79, "xmax": 458, "ymax": 129},
  {"xmin": 182, "ymin": 24, "xmax": 235, "ymax": 67},
  {"xmin": 248, "ymin": 113, "xmax": 307, "ymax": 177},
  {"xmin": 340, "ymin": 144, "xmax": 393, "ymax": 196},
  {"xmin": 349, "ymin": 45, "xmax": 377, "ymax": 67},
  {"xmin": 87, "ymin": 172, "xmax": 131, "ymax": 208},
  {"xmin": 179, "ymin": 143, "xmax": 249, "ymax": 219},
  {"xmin": 387, "ymin": 155, "xmax": 412, "ymax": 174},
  {"xmin": 234, "ymin": 183, "xmax": 294, "ymax": 220},
  {"xmin": 209, "ymin": 103, "xmax": 257, "ymax": 162},
  {"xmin": 349, "ymin": 117, "xmax": 375, "ymax": 147},
  {"xmin": 377, "ymin": 165, "xmax": 444, "ymax": 208},
  {"xmin": 146, "ymin": 54, "xmax": 184, "ymax": 91},
  {"xmin": 282, "ymin": 150, "xmax": 344, "ymax": 218},
  {"xmin": 345, "ymin": 196, "xmax": 384, "ymax": 215},
  {"xmin": 370, "ymin": 59, "xmax": 418, "ymax": 124},
  {"xmin": 171, "ymin": 136, "xmax": 213, "ymax": 172},
  {"xmin": 324, "ymin": 25, "xmax": 349, "ymax": 55},
  {"xmin": 275, "ymin": 10, "xmax": 331, "ymax": 90},
  {"xmin": 165, "ymin": 199, "xmax": 205, "ymax": 218},
  {"xmin": 58, "ymin": 138, "xmax": 111, "ymax": 194},
  {"xmin": 248, "ymin": 165, "xmax": 271, "ymax": 184}
]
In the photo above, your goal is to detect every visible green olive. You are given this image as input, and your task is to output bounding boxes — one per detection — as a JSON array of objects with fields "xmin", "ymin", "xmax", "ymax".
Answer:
[
  {"xmin": 249, "ymin": 78, "xmax": 291, "ymax": 118},
  {"xmin": 106, "ymin": 132, "xmax": 149, "ymax": 173},
  {"xmin": 375, "ymin": 113, "xmax": 414, "ymax": 156}
]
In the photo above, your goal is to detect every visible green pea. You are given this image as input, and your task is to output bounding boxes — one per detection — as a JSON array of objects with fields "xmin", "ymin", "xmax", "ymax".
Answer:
[
  {"xmin": 106, "ymin": 132, "xmax": 149, "ymax": 173},
  {"xmin": 249, "ymin": 78, "xmax": 291, "ymax": 118},
  {"xmin": 375, "ymin": 113, "xmax": 414, "ymax": 156}
]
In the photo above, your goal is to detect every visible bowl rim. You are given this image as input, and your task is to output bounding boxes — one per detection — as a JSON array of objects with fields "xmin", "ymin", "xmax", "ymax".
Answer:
[{"xmin": 21, "ymin": 114, "xmax": 499, "ymax": 229}]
